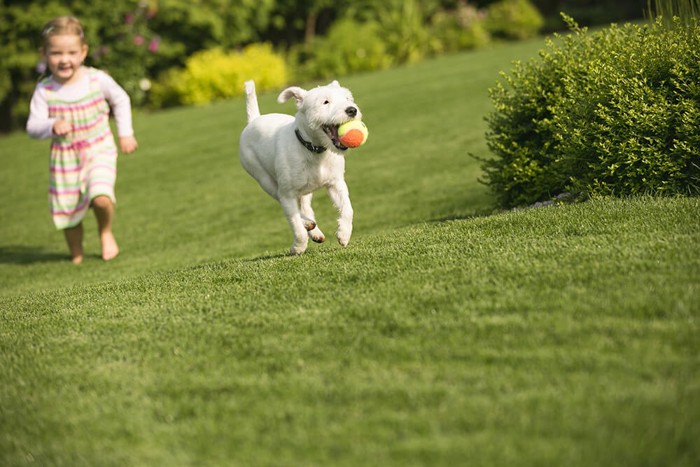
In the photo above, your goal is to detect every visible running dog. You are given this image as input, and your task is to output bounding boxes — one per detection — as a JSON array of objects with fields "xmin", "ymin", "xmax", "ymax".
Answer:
[{"xmin": 239, "ymin": 80, "xmax": 362, "ymax": 255}]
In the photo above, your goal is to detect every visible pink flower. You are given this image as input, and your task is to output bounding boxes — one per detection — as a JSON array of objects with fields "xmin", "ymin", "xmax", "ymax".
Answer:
[
  {"xmin": 125, "ymin": 13, "xmax": 135, "ymax": 25},
  {"xmin": 148, "ymin": 37, "xmax": 160, "ymax": 53},
  {"xmin": 133, "ymin": 35, "xmax": 145, "ymax": 46}
]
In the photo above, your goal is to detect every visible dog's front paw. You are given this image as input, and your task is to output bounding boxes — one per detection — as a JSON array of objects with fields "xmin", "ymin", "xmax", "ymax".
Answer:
[
  {"xmin": 308, "ymin": 226, "xmax": 325, "ymax": 244},
  {"xmin": 303, "ymin": 219, "xmax": 317, "ymax": 231},
  {"xmin": 336, "ymin": 224, "xmax": 352, "ymax": 247}
]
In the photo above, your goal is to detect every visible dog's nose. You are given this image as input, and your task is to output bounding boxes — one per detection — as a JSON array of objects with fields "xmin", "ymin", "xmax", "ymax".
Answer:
[{"xmin": 345, "ymin": 107, "xmax": 357, "ymax": 118}]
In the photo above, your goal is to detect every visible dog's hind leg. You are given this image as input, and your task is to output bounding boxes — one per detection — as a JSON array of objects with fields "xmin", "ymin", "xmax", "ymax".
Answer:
[
  {"xmin": 255, "ymin": 173, "xmax": 279, "ymax": 200},
  {"xmin": 280, "ymin": 196, "xmax": 310, "ymax": 254},
  {"xmin": 299, "ymin": 193, "xmax": 325, "ymax": 243},
  {"xmin": 241, "ymin": 158, "xmax": 279, "ymax": 200}
]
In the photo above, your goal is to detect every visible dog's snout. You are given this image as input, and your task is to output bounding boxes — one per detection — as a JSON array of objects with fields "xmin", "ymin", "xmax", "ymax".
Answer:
[{"xmin": 345, "ymin": 107, "xmax": 358, "ymax": 118}]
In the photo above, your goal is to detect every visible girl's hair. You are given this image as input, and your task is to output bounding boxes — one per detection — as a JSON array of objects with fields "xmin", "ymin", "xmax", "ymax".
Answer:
[{"xmin": 41, "ymin": 16, "xmax": 86, "ymax": 46}]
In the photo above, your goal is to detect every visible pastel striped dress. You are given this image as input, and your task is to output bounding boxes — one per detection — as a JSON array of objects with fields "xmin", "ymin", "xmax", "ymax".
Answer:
[{"xmin": 27, "ymin": 67, "xmax": 132, "ymax": 230}]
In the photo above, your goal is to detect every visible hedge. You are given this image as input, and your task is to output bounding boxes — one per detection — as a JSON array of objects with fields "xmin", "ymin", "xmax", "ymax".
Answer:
[{"xmin": 479, "ymin": 15, "xmax": 700, "ymax": 208}]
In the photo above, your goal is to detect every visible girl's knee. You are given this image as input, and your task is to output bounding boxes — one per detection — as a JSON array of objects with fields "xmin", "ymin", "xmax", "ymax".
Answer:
[{"xmin": 91, "ymin": 195, "xmax": 113, "ymax": 209}]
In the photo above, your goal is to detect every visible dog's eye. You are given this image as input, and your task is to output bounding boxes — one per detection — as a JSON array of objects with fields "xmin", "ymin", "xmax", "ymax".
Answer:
[{"xmin": 323, "ymin": 100, "xmax": 329, "ymax": 104}]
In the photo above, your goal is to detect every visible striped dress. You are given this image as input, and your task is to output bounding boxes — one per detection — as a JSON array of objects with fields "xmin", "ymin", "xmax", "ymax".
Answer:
[{"xmin": 27, "ymin": 67, "xmax": 132, "ymax": 230}]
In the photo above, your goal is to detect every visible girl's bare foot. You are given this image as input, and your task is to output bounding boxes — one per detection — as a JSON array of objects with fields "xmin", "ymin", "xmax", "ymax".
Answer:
[
  {"xmin": 101, "ymin": 231, "xmax": 119, "ymax": 261},
  {"xmin": 64, "ymin": 224, "xmax": 84, "ymax": 265}
]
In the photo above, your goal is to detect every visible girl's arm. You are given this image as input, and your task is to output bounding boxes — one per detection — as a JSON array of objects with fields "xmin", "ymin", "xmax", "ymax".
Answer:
[
  {"xmin": 97, "ymin": 71, "xmax": 134, "ymax": 138},
  {"xmin": 26, "ymin": 87, "xmax": 56, "ymax": 139},
  {"xmin": 98, "ymin": 70, "xmax": 138, "ymax": 153}
]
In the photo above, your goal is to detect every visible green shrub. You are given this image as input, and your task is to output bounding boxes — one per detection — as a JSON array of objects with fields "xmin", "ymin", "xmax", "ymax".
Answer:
[
  {"xmin": 0, "ymin": 0, "xmax": 278, "ymax": 130},
  {"xmin": 430, "ymin": 2, "xmax": 491, "ymax": 53},
  {"xmin": 479, "ymin": 16, "xmax": 700, "ymax": 208},
  {"xmin": 150, "ymin": 43, "xmax": 287, "ymax": 107},
  {"xmin": 375, "ymin": 0, "xmax": 437, "ymax": 65},
  {"xmin": 88, "ymin": 1, "xmax": 160, "ymax": 108},
  {"xmin": 486, "ymin": 0, "xmax": 544, "ymax": 40},
  {"xmin": 290, "ymin": 18, "xmax": 392, "ymax": 81}
]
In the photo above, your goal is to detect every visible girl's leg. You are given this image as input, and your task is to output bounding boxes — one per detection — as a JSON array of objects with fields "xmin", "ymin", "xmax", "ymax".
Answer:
[
  {"xmin": 64, "ymin": 224, "xmax": 84, "ymax": 264},
  {"xmin": 92, "ymin": 195, "xmax": 119, "ymax": 261}
]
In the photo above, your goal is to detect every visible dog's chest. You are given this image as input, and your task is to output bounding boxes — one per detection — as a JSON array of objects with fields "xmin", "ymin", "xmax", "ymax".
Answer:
[{"xmin": 292, "ymin": 155, "xmax": 343, "ymax": 193}]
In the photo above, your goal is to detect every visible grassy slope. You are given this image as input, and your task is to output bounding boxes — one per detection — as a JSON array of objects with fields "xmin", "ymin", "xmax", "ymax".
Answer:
[
  {"xmin": 2, "ymin": 197, "xmax": 699, "ymax": 466},
  {"xmin": 1, "ymin": 38, "xmax": 699, "ymax": 466}
]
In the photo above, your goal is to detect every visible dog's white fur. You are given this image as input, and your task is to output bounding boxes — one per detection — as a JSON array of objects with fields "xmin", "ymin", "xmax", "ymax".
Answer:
[{"xmin": 239, "ymin": 80, "xmax": 362, "ymax": 254}]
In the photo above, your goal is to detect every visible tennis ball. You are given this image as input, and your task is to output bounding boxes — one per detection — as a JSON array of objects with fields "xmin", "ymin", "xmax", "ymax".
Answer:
[{"xmin": 338, "ymin": 120, "xmax": 368, "ymax": 148}]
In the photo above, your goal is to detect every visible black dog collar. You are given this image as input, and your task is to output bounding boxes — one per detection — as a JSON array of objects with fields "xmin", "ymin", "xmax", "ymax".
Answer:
[{"xmin": 295, "ymin": 129, "xmax": 326, "ymax": 154}]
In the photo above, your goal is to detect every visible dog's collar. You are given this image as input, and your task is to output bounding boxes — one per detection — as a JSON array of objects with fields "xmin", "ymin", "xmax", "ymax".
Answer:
[{"xmin": 295, "ymin": 129, "xmax": 326, "ymax": 154}]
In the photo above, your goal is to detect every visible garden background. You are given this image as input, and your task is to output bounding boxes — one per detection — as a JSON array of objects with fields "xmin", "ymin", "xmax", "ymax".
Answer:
[{"xmin": 1, "ymin": 0, "xmax": 648, "ymax": 132}]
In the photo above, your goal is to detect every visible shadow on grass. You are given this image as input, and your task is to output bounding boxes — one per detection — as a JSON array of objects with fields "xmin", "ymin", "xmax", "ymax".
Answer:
[
  {"xmin": 0, "ymin": 245, "xmax": 67, "ymax": 264},
  {"xmin": 429, "ymin": 208, "xmax": 498, "ymax": 223},
  {"xmin": 245, "ymin": 251, "xmax": 290, "ymax": 262},
  {"xmin": 244, "ymin": 246, "xmax": 348, "ymax": 263}
]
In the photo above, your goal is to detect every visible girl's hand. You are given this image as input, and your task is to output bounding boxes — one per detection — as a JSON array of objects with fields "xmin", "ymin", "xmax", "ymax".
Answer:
[
  {"xmin": 119, "ymin": 135, "xmax": 138, "ymax": 154},
  {"xmin": 52, "ymin": 120, "xmax": 72, "ymax": 136}
]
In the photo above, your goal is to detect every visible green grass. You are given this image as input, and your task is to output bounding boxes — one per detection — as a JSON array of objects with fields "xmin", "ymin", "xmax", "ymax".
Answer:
[
  {"xmin": 648, "ymin": 0, "xmax": 700, "ymax": 26},
  {"xmin": 1, "ymin": 38, "xmax": 699, "ymax": 466}
]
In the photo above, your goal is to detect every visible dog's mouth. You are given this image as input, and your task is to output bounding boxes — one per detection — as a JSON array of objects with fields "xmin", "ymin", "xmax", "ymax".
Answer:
[{"xmin": 322, "ymin": 124, "xmax": 348, "ymax": 151}]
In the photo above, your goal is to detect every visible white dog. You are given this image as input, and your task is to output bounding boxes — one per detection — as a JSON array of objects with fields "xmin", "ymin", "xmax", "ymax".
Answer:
[{"xmin": 239, "ymin": 80, "xmax": 362, "ymax": 255}]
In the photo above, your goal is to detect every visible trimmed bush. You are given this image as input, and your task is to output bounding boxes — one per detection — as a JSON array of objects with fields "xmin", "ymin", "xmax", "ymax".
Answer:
[
  {"xmin": 290, "ymin": 19, "xmax": 392, "ymax": 81},
  {"xmin": 430, "ymin": 2, "xmax": 491, "ymax": 53},
  {"xmin": 480, "ymin": 16, "xmax": 700, "ymax": 208},
  {"xmin": 375, "ymin": 0, "xmax": 436, "ymax": 65},
  {"xmin": 150, "ymin": 44, "xmax": 287, "ymax": 107},
  {"xmin": 486, "ymin": 0, "xmax": 544, "ymax": 40}
]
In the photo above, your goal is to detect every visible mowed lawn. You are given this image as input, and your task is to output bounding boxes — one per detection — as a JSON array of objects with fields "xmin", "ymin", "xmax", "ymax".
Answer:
[{"xmin": 1, "ymin": 38, "xmax": 699, "ymax": 466}]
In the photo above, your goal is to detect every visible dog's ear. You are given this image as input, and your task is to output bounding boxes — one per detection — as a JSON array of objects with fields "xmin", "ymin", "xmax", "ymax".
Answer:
[
  {"xmin": 329, "ymin": 80, "xmax": 340, "ymax": 87},
  {"xmin": 278, "ymin": 87, "xmax": 307, "ymax": 107}
]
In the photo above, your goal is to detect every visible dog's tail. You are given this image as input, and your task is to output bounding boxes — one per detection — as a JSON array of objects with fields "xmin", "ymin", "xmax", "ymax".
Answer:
[{"xmin": 244, "ymin": 80, "xmax": 260, "ymax": 123}]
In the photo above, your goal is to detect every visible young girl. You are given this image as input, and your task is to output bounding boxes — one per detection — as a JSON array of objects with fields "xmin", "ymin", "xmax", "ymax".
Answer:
[{"xmin": 27, "ymin": 16, "xmax": 138, "ymax": 264}]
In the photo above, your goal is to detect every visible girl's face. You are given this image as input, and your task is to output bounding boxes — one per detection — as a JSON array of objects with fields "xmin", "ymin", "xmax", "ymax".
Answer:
[{"xmin": 43, "ymin": 34, "xmax": 88, "ymax": 85}]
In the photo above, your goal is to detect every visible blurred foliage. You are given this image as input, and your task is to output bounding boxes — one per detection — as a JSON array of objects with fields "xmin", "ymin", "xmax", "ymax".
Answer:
[
  {"xmin": 149, "ymin": 44, "xmax": 287, "ymax": 107},
  {"xmin": 430, "ymin": 2, "xmax": 492, "ymax": 53},
  {"xmin": 486, "ymin": 0, "xmax": 545, "ymax": 39},
  {"xmin": 647, "ymin": 0, "xmax": 700, "ymax": 26},
  {"xmin": 376, "ymin": 0, "xmax": 439, "ymax": 65},
  {"xmin": 1, "ymin": 0, "xmax": 649, "ymax": 132},
  {"xmin": 290, "ymin": 19, "xmax": 393, "ymax": 81}
]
